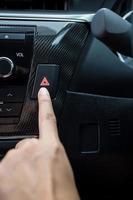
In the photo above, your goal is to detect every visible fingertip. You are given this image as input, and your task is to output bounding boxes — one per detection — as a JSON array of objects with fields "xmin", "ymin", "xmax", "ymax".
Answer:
[{"xmin": 38, "ymin": 87, "xmax": 50, "ymax": 100}]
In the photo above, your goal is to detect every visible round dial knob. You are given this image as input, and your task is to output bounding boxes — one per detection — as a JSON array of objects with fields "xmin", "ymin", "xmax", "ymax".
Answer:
[{"xmin": 0, "ymin": 57, "xmax": 14, "ymax": 78}]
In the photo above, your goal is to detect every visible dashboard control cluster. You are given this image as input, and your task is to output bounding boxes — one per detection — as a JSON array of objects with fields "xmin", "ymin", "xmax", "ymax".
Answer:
[
  {"xmin": 0, "ymin": 16, "xmax": 89, "ymax": 135},
  {"xmin": 0, "ymin": 27, "xmax": 34, "ymax": 123}
]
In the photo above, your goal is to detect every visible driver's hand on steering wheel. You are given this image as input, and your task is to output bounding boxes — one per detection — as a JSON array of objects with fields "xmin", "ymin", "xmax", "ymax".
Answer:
[{"xmin": 0, "ymin": 88, "xmax": 80, "ymax": 200}]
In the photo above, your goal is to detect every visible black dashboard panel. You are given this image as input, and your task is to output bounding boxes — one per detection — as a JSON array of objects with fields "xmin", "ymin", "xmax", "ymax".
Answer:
[{"xmin": 70, "ymin": 38, "xmax": 133, "ymax": 98}]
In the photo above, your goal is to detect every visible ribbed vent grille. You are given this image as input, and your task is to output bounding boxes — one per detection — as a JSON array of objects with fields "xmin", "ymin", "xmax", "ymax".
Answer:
[
  {"xmin": 0, "ymin": 0, "xmax": 69, "ymax": 10},
  {"xmin": 108, "ymin": 119, "xmax": 121, "ymax": 135}
]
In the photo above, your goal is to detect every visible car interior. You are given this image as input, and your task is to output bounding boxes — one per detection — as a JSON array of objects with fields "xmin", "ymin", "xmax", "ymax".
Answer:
[{"xmin": 0, "ymin": 0, "xmax": 133, "ymax": 199}]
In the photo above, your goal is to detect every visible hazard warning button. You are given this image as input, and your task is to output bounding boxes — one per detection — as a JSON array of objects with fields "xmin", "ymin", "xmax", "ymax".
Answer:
[
  {"xmin": 31, "ymin": 64, "xmax": 59, "ymax": 99},
  {"xmin": 40, "ymin": 77, "xmax": 50, "ymax": 87}
]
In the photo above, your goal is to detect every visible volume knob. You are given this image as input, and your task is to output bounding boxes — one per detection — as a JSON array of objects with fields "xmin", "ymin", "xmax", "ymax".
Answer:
[{"xmin": 0, "ymin": 57, "xmax": 14, "ymax": 78}]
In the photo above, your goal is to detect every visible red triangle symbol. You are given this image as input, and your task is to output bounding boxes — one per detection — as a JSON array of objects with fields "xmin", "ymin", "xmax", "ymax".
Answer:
[{"xmin": 40, "ymin": 77, "xmax": 50, "ymax": 86}]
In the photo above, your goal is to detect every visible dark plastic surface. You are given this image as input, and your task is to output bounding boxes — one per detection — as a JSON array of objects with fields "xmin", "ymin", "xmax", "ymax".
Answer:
[
  {"xmin": 0, "ymin": 86, "xmax": 26, "ymax": 102},
  {"xmin": 70, "ymin": 37, "xmax": 133, "ymax": 98},
  {"xmin": 79, "ymin": 123, "xmax": 99, "ymax": 153},
  {"xmin": 70, "ymin": 0, "xmax": 117, "ymax": 11},
  {"xmin": 61, "ymin": 90, "xmax": 133, "ymax": 152},
  {"xmin": 0, "ymin": 103, "xmax": 22, "ymax": 117},
  {"xmin": 91, "ymin": 8, "xmax": 132, "ymax": 57},
  {"xmin": 59, "ymin": 91, "xmax": 133, "ymax": 191}
]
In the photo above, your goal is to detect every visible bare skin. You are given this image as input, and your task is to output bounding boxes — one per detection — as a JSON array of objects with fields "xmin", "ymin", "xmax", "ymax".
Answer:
[{"xmin": 0, "ymin": 88, "xmax": 80, "ymax": 200}]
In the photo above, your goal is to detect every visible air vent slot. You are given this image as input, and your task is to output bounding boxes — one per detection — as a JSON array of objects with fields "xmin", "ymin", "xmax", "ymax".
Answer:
[
  {"xmin": 0, "ymin": 0, "xmax": 69, "ymax": 10},
  {"xmin": 108, "ymin": 119, "xmax": 121, "ymax": 136}
]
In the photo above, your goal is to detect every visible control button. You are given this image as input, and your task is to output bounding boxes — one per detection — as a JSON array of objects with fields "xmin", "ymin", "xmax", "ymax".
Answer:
[
  {"xmin": 0, "ymin": 57, "xmax": 14, "ymax": 78},
  {"xmin": 0, "ymin": 33, "xmax": 25, "ymax": 41},
  {"xmin": 31, "ymin": 64, "xmax": 59, "ymax": 99},
  {"xmin": 0, "ymin": 86, "xmax": 26, "ymax": 103},
  {"xmin": 0, "ymin": 103, "xmax": 22, "ymax": 117},
  {"xmin": 40, "ymin": 77, "xmax": 50, "ymax": 86}
]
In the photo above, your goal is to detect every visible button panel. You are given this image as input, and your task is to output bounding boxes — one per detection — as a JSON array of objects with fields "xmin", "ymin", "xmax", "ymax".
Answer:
[
  {"xmin": 0, "ymin": 28, "xmax": 34, "ymax": 125},
  {"xmin": 0, "ymin": 86, "xmax": 26, "ymax": 103},
  {"xmin": 0, "ymin": 86, "xmax": 25, "ymax": 122},
  {"xmin": 31, "ymin": 64, "xmax": 59, "ymax": 99},
  {"xmin": 0, "ymin": 103, "xmax": 22, "ymax": 117}
]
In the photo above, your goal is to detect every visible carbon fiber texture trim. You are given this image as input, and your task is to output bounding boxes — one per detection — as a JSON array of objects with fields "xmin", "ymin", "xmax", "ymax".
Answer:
[{"xmin": 0, "ymin": 22, "xmax": 89, "ymax": 136}]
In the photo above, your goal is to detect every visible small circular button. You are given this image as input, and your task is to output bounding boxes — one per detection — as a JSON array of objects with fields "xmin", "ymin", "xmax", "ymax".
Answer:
[{"xmin": 0, "ymin": 57, "xmax": 14, "ymax": 78}]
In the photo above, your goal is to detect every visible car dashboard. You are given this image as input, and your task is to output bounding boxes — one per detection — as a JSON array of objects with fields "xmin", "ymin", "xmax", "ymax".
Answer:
[{"xmin": 0, "ymin": 0, "xmax": 133, "ymax": 199}]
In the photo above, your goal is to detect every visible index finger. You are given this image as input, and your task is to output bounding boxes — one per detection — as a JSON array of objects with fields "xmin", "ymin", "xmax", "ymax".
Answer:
[{"xmin": 38, "ymin": 88, "xmax": 59, "ymax": 141}]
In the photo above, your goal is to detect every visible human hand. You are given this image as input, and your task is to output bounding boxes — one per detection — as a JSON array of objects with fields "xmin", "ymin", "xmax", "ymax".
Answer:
[{"xmin": 0, "ymin": 88, "xmax": 80, "ymax": 200}]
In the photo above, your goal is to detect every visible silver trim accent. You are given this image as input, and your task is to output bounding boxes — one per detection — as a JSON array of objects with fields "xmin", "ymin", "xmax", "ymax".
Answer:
[
  {"xmin": 0, "ymin": 12, "xmax": 94, "ymax": 22},
  {"xmin": 123, "ymin": 10, "xmax": 133, "ymax": 20},
  {"xmin": 117, "ymin": 52, "xmax": 125, "ymax": 63},
  {"xmin": 0, "ymin": 57, "xmax": 14, "ymax": 78},
  {"xmin": 0, "ymin": 135, "xmax": 38, "ymax": 140}
]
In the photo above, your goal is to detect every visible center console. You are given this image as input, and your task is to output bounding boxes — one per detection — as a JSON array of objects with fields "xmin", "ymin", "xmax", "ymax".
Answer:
[
  {"xmin": 0, "ymin": 12, "xmax": 91, "ymax": 149},
  {"xmin": 0, "ymin": 26, "xmax": 33, "ymax": 123}
]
